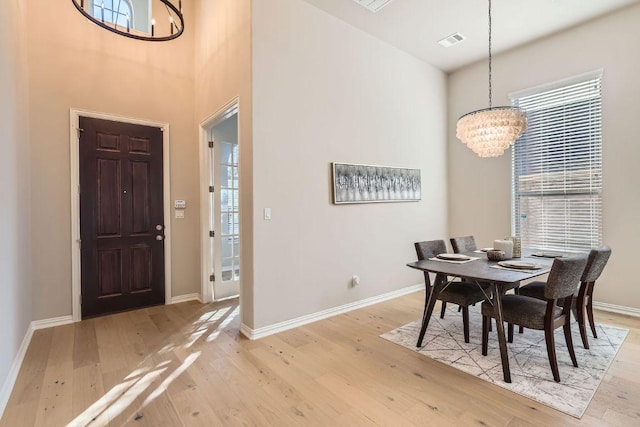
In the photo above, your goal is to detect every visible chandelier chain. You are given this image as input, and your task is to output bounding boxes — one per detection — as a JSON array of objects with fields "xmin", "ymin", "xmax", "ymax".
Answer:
[
  {"xmin": 488, "ymin": 0, "xmax": 492, "ymax": 109},
  {"xmin": 455, "ymin": 0, "xmax": 528, "ymax": 158}
]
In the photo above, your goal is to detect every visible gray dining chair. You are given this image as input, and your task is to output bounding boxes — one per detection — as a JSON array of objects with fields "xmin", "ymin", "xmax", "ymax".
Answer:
[
  {"xmin": 450, "ymin": 235, "xmax": 477, "ymax": 253},
  {"xmin": 450, "ymin": 235, "xmax": 508, "ymax": 331},
  {"xmin": 481, "ymin": 254, "xmax": 588, "ymax": 382},
  {"xmin": 447, "ymin": 236, "xmax": 480, "ymax": 318},
  {"xmin": 517, "ymin": 246, "xmax": 612, "ymax": 349},
  {"xmin": 415, "ymin": 240, "xmax": 490, "ymax": 343}
]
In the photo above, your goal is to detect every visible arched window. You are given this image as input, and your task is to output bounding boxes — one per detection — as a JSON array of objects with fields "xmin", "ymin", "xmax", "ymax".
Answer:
[{"xmin": 92, "ymin": 0, "xmax": 133, "ymax": 29}]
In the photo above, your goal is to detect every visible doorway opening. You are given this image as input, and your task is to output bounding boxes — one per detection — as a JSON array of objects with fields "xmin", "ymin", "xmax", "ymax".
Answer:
[{"xmin": 200, "ymin": 101, "xmax": 240, "ymax": 302}]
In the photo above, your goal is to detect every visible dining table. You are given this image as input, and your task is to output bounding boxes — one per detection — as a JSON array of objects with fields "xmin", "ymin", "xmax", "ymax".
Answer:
[{"xmin": 407, "ymin": 252, "xmax": 554, "ymax": 383}]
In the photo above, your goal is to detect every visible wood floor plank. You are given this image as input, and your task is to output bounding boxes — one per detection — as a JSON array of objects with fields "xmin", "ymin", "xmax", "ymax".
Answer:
[
  {"xmin": 33, "ymin": 325, "xmax": 75, "ymax": 427},
  {"xmin": 72, "ymin": 319, "xmax": 100, "ymax": 369},
  {"xmin": 70, "ymin": 363, "xmax": 106, "ymax": 424},
  {"xmin": 316, "ymin": 371, "xmax": 422, "ymax": 426},
  {"xmin": 5, "ymin": 328, "xmax": 52, "ymax": 408},
  {"xmin": 168, "ymin": 385, "xmax": 226, "ymax": 427},
  {"xmin": 1, "ymin": 294, "xmax": 639, "ymax": 426}
]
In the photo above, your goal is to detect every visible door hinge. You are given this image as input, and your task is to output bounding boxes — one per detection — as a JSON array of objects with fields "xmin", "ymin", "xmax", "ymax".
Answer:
[
  {"xmin": 209, "ymin": 185, "xmax": 214, "ymax": 193},
  {"xmin": 76, "ymin": 127, "xmax": 84, "ymax": 139},
  {"xmin": 209, "ymin": 274, "xmax": 215, "ymax": 282},
  {"xmin": 208, "ymin": 141, "xmax": 214, "ymax": 148},
  {"xmin": 209, "ymin": 230, "xmax": 215, "ymax": 237}
]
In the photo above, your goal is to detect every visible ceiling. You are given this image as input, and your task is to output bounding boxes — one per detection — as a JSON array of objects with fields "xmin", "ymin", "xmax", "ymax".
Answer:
[{"xmin": 300, "ymin": 0, "xmax": 638, "ymax": 72}]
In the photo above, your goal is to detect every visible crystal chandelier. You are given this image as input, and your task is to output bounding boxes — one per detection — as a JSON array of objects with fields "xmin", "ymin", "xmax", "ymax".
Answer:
[
  {"xmin": 456, "ymin": 0, "xmax": 527, "ymax": 158},
  {"xmin": 71, "ymin": 0, "xmax": 184, "ymax": 42}
]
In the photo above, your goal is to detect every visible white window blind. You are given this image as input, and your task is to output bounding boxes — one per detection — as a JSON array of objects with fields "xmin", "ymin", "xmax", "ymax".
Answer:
[{"xmin": 510, "ymin": 72, "xmax": 602, "ymax": 253}]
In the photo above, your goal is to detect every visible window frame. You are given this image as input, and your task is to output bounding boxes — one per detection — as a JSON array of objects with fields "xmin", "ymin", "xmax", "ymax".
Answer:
[
  {"xmin": 92, "ymin": 0, "xmax": 134, "ymax": 29},
  {"xmin": 510, "ymin": 70, "xmax": 603, "ymax": 253}
]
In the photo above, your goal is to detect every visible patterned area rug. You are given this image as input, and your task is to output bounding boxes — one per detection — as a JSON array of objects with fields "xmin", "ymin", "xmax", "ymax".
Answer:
[{"xmin": 381, "ymin": 305, "xmax": 628, "ymax": 418}]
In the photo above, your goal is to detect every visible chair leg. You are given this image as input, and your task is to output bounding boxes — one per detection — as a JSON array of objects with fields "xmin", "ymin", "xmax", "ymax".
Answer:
[
  {"xmin": 544, "ymin": 328, "xmax": 561, "ymax": 382},
  {"xmin": 507, "ymin": 323, "xmax": 514, "ymax": 343},
  {"xmin": 458, "ymin": 306, "xmax": 463, "ymax": 312},
  {"xmin": 518, "ymin": 325, "xmax": 524, "ymax": 334},
  {"xmin": 482, "ymin": 316, "xmax": 489, "ymax": 356},
  {"xmin": 563, "ymin": 321, "xmax": 579, "ymax": 368},
  {"xmin": 440, "ymin": 301, "xmax": 447, "ymax": 318},
  {"xmin": 462, "ymin": 306, "xmax": 470, "ymax": 343},
  {"xmin": 575, "ymin": 296, "xmax": 589, "ymax": 349},
  {"xmin": 587, "ymin": 297, "xmax": 598, "ymax": 339},
  {"xmin": 488, "ymin": 318, "xmax": 492, "ymax": 332}
]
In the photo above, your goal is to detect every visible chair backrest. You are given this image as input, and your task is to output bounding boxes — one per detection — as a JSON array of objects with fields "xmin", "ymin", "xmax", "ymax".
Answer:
[
  {"xmin": 544, "ymin": 254, "xmax": 589, "ymax": 300},
  {"xmin": 415, "ymin": 240, "xmax": 447, "ymax": 261},
  {"xmin": 450, "ymin": 236, "xmax": 477, "ymax": 253},
  {"xmin": 582, "ymin": 245, "xmax": 612, "ymax": 283}
]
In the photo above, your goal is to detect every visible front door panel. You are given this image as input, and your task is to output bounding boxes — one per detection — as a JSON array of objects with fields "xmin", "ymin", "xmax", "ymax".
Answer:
[{"xmin": 80, "ymin": 117, "xmax": 164, "ymax": 318}]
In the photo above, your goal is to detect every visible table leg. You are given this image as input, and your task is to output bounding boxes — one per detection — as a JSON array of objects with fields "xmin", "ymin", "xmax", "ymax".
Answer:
[
  {"xmin": 416, "ymin": 273, "xmax": 444, "ymax": 347},
  {"xmin": 492, "ymin": 282, "xmax": 512, "ymax": 383}
]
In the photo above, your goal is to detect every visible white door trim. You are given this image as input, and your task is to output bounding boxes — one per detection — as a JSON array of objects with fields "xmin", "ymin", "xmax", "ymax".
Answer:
[
  {"xmin": 199, "ymin": 98, "xmax": 240, "ymax": 303},
  {"xmin": 69, "ymin": 108, "xmax": 172, "ymax": 322}
]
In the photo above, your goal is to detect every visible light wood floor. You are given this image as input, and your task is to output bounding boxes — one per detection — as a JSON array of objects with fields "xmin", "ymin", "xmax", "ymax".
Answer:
[{"xmin": 1, "ymin": 292, "xmax": 639, "ymax": 426}]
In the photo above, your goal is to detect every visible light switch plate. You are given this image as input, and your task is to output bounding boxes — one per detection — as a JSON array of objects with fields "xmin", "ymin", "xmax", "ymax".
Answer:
[{"xmin": 264, "ymin": 208, "xmax": 271, "ymax": 220}]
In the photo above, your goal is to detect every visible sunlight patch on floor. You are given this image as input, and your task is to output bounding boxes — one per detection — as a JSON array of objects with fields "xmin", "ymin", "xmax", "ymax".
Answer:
[
  {"xmin": 142, "ymin": 352, "xmax": 200, "ymax": 407},
  {"xmin": 66, "ymin": 302, "xmax": 239, "ymax": 426},
  {"xmin": 206, "ymin": 306, "xmax": 240, "ymax": 342},
  {"xmin": 67, "ymin": 367, "xmax": 166, "ymax": 426}
]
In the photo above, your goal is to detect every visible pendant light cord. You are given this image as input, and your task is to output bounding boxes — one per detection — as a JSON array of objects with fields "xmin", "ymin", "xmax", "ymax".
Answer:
[{"xmin": 488, "ymin": 0, "xmax": 492, "ymax": 109}]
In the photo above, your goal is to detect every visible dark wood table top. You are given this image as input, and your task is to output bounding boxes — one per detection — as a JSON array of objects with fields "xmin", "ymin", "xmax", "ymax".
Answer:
[{"xmin": 406, "ymin": 252, "xmax": 553, "ymax": 284}]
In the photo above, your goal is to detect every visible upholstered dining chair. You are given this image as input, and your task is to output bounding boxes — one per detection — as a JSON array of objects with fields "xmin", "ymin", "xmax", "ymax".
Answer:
[
  {"xmin": 415, "ymin": 240, "xmax": 490, "ymax": 343},
  {"xmin": 450, "ymin": 235, "xmax": 478, "ymax": 253},
  {"xmin": 450, "ymin": 235, "xmax": 506, "ymax": 331},
  {"xmin": 445, "ymin": 236, "xmax": 480, "ymax": 317},
  {"xmin": 517, "ymin": 246, "xmax": 612, "ymax": 349},
  {"xmin": 481, "ymin": 254, "xmax": 588, "ymax": 382}
]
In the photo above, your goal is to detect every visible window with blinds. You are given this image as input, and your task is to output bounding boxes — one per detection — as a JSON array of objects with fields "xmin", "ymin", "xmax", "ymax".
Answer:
[{"xmin": 510, "ymin": 71, "xmax": 602, "ymax": 253}]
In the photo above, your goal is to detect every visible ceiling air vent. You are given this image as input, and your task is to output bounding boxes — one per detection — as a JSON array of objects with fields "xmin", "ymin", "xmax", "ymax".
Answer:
[
  {"xmin": 352, "ymin": 0, "xmax": 394, "ymax": 13},
  {"xmin": 438, "ymin": 32, "xmax": 466, "ymax": 48}
]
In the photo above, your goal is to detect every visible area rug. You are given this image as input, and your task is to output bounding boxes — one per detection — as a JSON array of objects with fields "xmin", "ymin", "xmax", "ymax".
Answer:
[{"xmin": 380, "ymin": 305, "xmax": 628, "ymax": 418}]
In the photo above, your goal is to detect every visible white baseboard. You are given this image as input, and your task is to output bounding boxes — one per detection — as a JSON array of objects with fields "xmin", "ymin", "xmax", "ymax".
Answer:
[
  {"xmin": 593, "ymin": 301, "xmax": 640, "ymax": 318},
  {"xmin": 0, "ymin": 324, "xmax": 34, "ymax": 418},
  {"xmin": 1, "ymin": 314, "xmax": 76, "ymax": 417},
  {"xmin": 31, "ymin": 315, "xmax": 74, "ymax": 330},
  {"xmin": 170, "ymin": 293, "xmax": 202, "ymax": 304},
  {"xmin": 240, "ymin": 283, "xmax": 423, "ymax": 340}
]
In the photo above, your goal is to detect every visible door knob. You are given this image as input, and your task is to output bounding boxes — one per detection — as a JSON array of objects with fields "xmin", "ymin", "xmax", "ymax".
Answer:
[
  {"xmin": 156, "ymin": 224, "xmax": 164, "ymax": 231},
  {"xmin": 156, "ymin": 235, "xmax": 164, "ymax": 241}
]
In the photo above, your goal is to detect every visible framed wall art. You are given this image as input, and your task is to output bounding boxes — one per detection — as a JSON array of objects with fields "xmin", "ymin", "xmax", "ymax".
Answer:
[{"xmin": 332, "ymin": 162, "xmax": 421, "ymax": 204}]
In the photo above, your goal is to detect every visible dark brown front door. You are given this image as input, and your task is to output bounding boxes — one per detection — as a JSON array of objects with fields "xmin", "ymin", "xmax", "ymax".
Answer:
[{"xmin": 80, "ymin": 117, "xmax": 165, "ymax": 318}]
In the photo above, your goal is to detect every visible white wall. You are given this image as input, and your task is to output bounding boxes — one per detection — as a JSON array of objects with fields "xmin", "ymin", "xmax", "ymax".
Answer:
[
  {"xmin": 0, "ymin": 0, "xmax": 31, "ymax": 411},
  {"xmin": 26, "ymin": 0, "xmax": 198, "ymax": 320},
  {"xmin": 251, "ymin": 0, "xmax": 448, "ymax": 328},
  {"xmin": 194, "ymin": 0, "xmax": 253, "ymax": 326},
  {"xmin": 448, "ymin": 4, "xmax": 640, "ymax": 309}
]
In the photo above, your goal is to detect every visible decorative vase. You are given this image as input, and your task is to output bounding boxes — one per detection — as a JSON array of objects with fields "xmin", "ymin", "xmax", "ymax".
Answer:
[
  {"xmin": 493, "ymin": 239, "xmax": 514, "ymax": 259},
  {"xmin": 507, "ymin": 236, "xmax": 522, "ymax": 258},
  {"xmin": 486, "ymin": 250, "xmax": 506, "ymax": 261}
]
